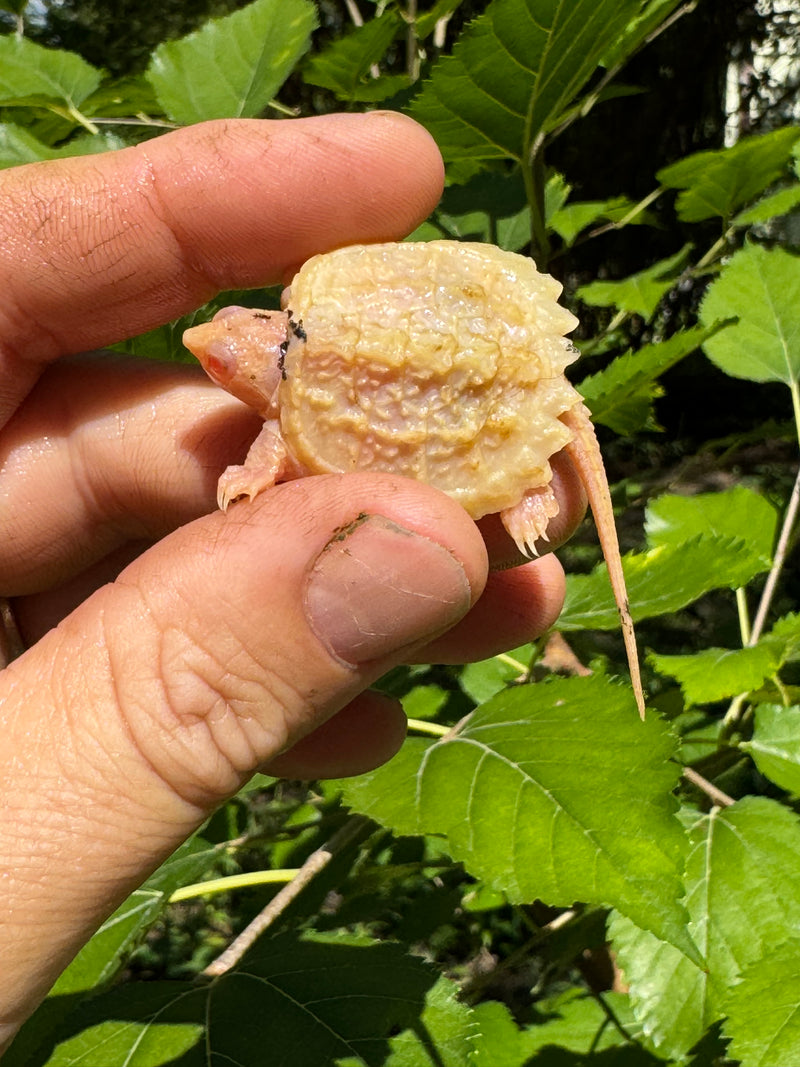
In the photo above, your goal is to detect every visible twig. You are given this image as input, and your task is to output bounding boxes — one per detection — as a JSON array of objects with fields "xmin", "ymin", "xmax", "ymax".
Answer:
[
  {"xmin": 682, "ymin": 766, "xmax": 735, "ymax": 808},
  {"xmin": 749, "ymin": 459, "xmax": 800, "ymax": 646},
  {"xmin": 343, "ymin": 0, "xmax": 363, "ymax": 26},
  {"xmin": 405, "ymin": 0, "xmax": 419, "ymax": 81},
  {"xmin": 202, "ymin": 815, "xmax": 372, "ymax": 977}
]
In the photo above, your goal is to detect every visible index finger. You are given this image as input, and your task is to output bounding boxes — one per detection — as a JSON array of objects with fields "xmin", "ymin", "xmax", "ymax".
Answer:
[{"xmin": 0, "ymin": 113, "xmax": 444, "ymax": 426}]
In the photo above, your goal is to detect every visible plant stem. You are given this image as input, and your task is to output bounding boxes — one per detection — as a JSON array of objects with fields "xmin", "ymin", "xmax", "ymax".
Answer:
[
  {"xmin": 405, "ymin": 0, "xmax": 419, "ymax": 81},
  {"xmin": 735, "ymin": 587, "xmax": 751, "ymax": 646},
  {"xmin": 170, "ymin": 868, "xmax": 298, "ymax": 903},
  {"xmin": 406, "ymin": 718, "xmax": 449, "ymax": 737},
  {"xmin": 202, "ymin": 816, "xmax": 373, "ymax": 977},
  {"xmin": 495, "ymin": 651, "xmax": 529, "ymax": 674},
  {"xmin": 525, "ymin": 138, "xmax": 550, "ymax": 269},
  {"xmin": 750, "ymin": 460, "xmax": 800, "ymax": 647},
  {"xmin": 682, "ymin": 766, "xmax": 734, "ymax": 807}
]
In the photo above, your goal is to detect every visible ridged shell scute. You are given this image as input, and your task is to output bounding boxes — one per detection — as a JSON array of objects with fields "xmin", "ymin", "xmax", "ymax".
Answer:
[{"xmin": 279, "ymin": 241, "xmax": 581, "ymax": 518}]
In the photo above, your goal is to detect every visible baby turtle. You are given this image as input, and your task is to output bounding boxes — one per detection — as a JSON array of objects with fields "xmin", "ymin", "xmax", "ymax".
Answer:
[{"xmin": 183, "ymin": 241, "xmax": 644, "ymax": 716}]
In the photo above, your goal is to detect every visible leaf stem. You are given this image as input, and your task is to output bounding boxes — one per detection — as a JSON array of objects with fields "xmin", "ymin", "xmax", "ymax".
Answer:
[
  {"xmin": 406, "ymin": 718, "xmax": 449, "ymax": 737},
  {"xmin": 202, "ymin": 816, "xmax": 373, "ymax": 977},
  {"xmin": 735, "ymin": 587, "xmax": 751, "ymax": 647},
  {"xmin": 590, "ymin": 990, "xmax": 637, "ymax": 1048},
  {"xmin": 169, "ymin": 868, "xmax": 298, "ymax": 903},
  {"xmin": 495, "ymin": 651, "xmax": 529, "ymax": 674},
  {"xmin": 66, "ymin": 104, "xmax": 99, "ymax": 135},
  {"xmin": 525, "ymin": 138, "xmax": 550, "ymax": 269}
]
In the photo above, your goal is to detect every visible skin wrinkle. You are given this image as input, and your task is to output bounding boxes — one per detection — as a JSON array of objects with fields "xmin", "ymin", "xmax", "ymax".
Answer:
[
  {"xmin": 92, "ymin": 581, "xmax": 214, "ymax": 816},
  {"xmin": 107, "ymin": 553, "xmax": 301, "ymax": 803},
  {"xmin": 136, "ymin": 144, "xmax": 223, "ymax": 300}
]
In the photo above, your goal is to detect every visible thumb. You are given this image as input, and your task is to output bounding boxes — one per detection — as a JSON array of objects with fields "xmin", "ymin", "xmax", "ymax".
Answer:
[
  {"xmin": 0, "ymin": 472, "xmax": 485, "ymax": 1030},
  {"xmin": 101, "ymin": 472, "xmax": 486, "ymax": 806}
]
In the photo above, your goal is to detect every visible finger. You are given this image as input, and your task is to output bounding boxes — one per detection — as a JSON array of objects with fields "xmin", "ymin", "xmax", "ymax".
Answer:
[
  {"xmin": 0, "ymin": 360, "xmax": 587, "ymax": 597},
  {"xmin": 476, "ymin": 450, "xmax": 588, "ymax": 568},
  {"xmin": 262, "ymin": 690, "xmax": 408, "ymax": 780},
  {"xmin": 413, "ymin": 552, "xmax": 567, "ymax": 664},
  {"xmin": 0, "ymin": 356, "xmax": 256, "ymax": 593},
  {"xmin": 0, "ymin": 112, "xmax": 444, "ymax": 424},
  {"xmin": 1, "ymin": 473, "xmax": 485, "ymax": 1021}
]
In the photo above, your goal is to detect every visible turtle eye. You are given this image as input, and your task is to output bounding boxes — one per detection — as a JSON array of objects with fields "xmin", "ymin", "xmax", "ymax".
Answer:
[{"xmin": 202, "ymin": 342, "xmax": 236, "ymax": 385}]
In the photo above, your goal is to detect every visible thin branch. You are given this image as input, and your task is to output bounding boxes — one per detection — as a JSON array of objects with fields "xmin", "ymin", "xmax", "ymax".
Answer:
[
  {"xmin": 405, "ymin": 0, "xmax": 419, "ymax": 80},
  {"xmin": 343, "ymin": 0, "xmax": 363, "ymax": 26},
  {"xmin": 682, "ymin": 766, "xmax": 735, "ymax": 808},
  {"xmin": 749, "ymin": 444, "xmax": 800, "ymax": 647},
  {"xmin": 202, "ymin": 816, "xmax": 372, "ymax": 977}
]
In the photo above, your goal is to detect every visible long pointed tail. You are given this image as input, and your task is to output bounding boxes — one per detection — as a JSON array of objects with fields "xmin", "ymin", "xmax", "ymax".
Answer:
[{"xmin": 561, "ymin": 404, "xmax": 645, "ymax": 719}]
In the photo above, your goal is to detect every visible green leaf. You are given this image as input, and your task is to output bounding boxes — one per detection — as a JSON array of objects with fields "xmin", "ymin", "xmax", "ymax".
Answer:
[
  {"xmin": 381, "ymin": 976, "xmax": 476, "ymax": 1066},
  {"xmin": 424, "ymin": 170, "xmax": 531, "ymax": 252},
  {"xmin": 560, "ymin": 534, "xmax": 770, "ymax": 631},
  {"xmin": 416, "ymin": 0, "xmax": 465, "ymax": 40},
  {"xmin": 733, "ymin": 182, "xmax": 800, "ymax": 227},
  {"xmin": 147, "ymin": 0, "xmax": 317, "ymax": 124},
  {"xmin": 576, "ymin": 244, "xmax": 692, "ymax": 319},
  {"xmin": 723, "ymin": 940, "xmax": 800, "ymax": 1067},
  {"xmin": 303, "ymin": 9, "xmax": 405, "ymax": 102},
  {"xmin": 402, "ymin": 683, "xmax": 449, "ymax": 721},
  {"xmin": 763, "ymin": 611, "xmax": 800, "ymax": 663},
  {"xmin": 338, "ymin": 675, "xmax": 696, "ymax": 957},
  {"xmin": 649, "ymin": 644, "xmax": 781, "ymax": 707},
  {"xmin": 409, "ymin": 0, "xmax": 646, "ymax": 170},
  {"xmin": 40, "ymin": 933, "xmax": 449, "ymax": 1067},
  {"xmin": 81, "ymin": 74, "xmax": 162, "ymax": 120},
  {"xmin": 549, "ymin": 195, "xmax": 656, "ymax": 246},
  {"xmin": 742, "ymin": 702, "xmax": 800, "ymax": 793},
  {"xmin": 0, "ymin": 123, "xmax": 124, "ymax": 168},
  {"xmin": 471, "ymin": 1000, "xmax": 542, "ymax": 1066},
  {"xmin": 472, "ymin": 988, "xmax": 649, "ymax": 1064},
  {"xmin": 610, "ymin": 797, "xmax": 800, "ymax": 1061},
  {"xmin": 460, "ymin": 646, "xmax": 532, "ymax": 704},
  {"xmin": 644, "ymin": 486, "xmax": 777, "ymax": 566},
  {"xmin": 700, "ymin": 243, "xmax": 800, "ymax": 385},
  {"xmin": 658, "ymin": 126, "xmax": 800, "ymax": 222},
  {"xmin": 4, "ymin": 837, "xmax": 221, "ymax": 1067},
  {"xmin": 0, "ymin": 0, "xmax": 29, "ymax": 15},
  {"xmin": 579, "ymin": 325, "xmax": 719, "ymax": 434},
  {"xmin": 0, "ymin": 35, "xmax": 101, "ymax": 108}
]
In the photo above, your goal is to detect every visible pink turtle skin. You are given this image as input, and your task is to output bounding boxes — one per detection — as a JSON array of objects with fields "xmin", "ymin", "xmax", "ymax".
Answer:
[{"xmin": 183, "ymin": 249, "xmax": 644, "ymax": 718}]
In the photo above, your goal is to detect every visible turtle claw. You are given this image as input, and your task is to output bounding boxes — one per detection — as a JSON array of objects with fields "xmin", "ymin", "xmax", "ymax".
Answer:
[
  {"xmin": 217, "ymin": 465, "xmax": 278, "ymax": 511},
  {"xmin": 500, "ymin": 484, "xmax": 560, "ymax": 558}
]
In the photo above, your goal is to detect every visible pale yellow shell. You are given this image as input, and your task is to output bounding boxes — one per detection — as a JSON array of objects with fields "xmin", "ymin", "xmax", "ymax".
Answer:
[{"xmin": 279, "ymin": 241, "xmax": 580, "ymax": 519}]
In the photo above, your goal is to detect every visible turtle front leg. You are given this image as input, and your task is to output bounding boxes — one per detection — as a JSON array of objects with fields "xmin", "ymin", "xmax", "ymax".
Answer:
[{"xmin": 217, "ymin": 420, "xmax": 299, "ymax": 511}]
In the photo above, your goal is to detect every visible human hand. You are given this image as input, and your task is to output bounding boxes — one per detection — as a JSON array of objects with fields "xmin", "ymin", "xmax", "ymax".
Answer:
[{"xmin": 0, "ymin": 113, "xmax": 585, "ymax": 1046}]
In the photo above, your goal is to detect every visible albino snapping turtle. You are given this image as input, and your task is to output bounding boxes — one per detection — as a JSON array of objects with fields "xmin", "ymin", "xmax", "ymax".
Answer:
[{"xmin": 183, "ymin": 241, "xmax": 644, "ymax": 716}]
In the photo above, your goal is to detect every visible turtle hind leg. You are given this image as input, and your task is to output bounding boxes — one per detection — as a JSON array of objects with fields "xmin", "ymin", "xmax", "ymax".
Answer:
[
  {"xmin": 500, "ymin": 484, "xmax": 560, "ymax": 558},
  {"xmin": 560, "ymin": 403, "xmax": 645, "ymax": 719}
]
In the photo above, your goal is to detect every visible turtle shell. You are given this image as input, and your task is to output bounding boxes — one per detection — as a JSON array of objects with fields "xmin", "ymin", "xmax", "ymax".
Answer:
[{"xmin": 279, "ymin": 241, "xmax": 580, "ymax": 519}]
